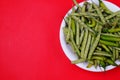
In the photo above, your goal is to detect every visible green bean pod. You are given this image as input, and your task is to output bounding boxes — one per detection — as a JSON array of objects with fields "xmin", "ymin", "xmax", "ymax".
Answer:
[
  {"xmin": 115, "ymin": 49, "xmax": 119, "ymax": 59},
  {"xmin": 99, "ymin": 0, "xmax": 113, "ymax": 14},
  {"xmin": 71, "ymin": 19, "xmax": 76, "ymax": 35},
  {"xmin": 71, "ymin": 16, "xmax": 95, "ymax": 34},
  {"xmin": 84, "ymin": 33, "xmax": 92, "ymax": 59},
  {"xmin": 108, "ymin": 28, "xmax": 120, "ymax": 33},
  {"xmin": 92, "ymin": 2, "xmax": 106, "ymax": 24},
  {"xmin": 66, "ymin": 17, "xmax": 71, "ymax": 41},
  {"xmin": 105, "ymin": 59, "xmax": 117, "ymax": 66},
  {"xmin": 73, "ymin": 0, "xmax": 81, "ymax": 11},
  {"xmin": 93, "ymin": 51, "xmax": 112, "ymax": 57},
  {"xmin": 79, "ymin": 30, "xmax": 85, "ymax": 48},
  {"xmin": 99, "ymin": 40, "xmax": 119, "ymax": 47},
  {"xmin": 71, "ymin": 59, "xmax": 85, "ymax": 64},
  {"xmin": 105, "ymin": 11, "xmax": 120, "ymax": 20},
  {"xmin": 100, "ymin": 35, "xmax": 120, "ymax": 41},
  {"xmin": 88, "ymin": 33, "xmax": 101, "ymax": 59},
  {"xmin": 70, "ymin": 30, "xmax": 81, "ymax": 56},
  {"xmin": 100, "ymin": 44, "xmax": 111, "ymax": 53},
  {"xmin": 81, "ymin": 29, "xmax": 88, "ymax": 58},
  {"xmin": 92, "ymin": 56, "xmax": 106, "ymax": 61},
  {"xmin": 76, "ymin": 22, "xmax": 79, "ymax": 46}
]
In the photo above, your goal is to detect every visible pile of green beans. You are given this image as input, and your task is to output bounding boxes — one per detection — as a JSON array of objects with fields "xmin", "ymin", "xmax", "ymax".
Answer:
[{"xmin": 63, "ymin": 0, "xmax": 120, "ymax": 70}]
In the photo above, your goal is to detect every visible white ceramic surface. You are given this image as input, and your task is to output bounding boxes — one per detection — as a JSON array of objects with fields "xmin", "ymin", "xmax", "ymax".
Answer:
[{"xmin": 60, "ymin": 0, "xmax": 120, "ymax": 72}]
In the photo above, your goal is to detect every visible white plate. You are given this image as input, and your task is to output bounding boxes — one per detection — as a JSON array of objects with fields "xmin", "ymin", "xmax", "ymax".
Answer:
[{"xmin": 60, "ymin": 0, "xmax": 120, "ymax": 72}]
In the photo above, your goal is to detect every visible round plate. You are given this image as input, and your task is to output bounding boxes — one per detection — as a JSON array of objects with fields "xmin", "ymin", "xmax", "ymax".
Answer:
[{"xmin": 60, "ymin": 0, "xmax": 120, "ymax": 72}]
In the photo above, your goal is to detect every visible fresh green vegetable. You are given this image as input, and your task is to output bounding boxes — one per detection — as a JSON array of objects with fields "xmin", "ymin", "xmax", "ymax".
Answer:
[
  {"xmin": 81, "ymin": 29, "xmax": 88, "ymax": 58},
  {"xmin": 99, "ymin": 0, "xmax": 113, "ymax": 14},
  {"xmin": 93, "ymin": 51, "xmax": 112, "ymax": 57},
  {"xmin": 63, "ymin": 0, "xmax": 120, "ymax": 71},
  {"xmin": 88, "ymin": 33, "xmax": 101, "ymax": 59},
  {"xmin": 84, "ymin": 33, "xmax": 92, "ymax": 59},
  {"xmin": 99, "ymin": 40, "xmax": 119, "ymax": 47},
  {"xmin": 92, "ymin": 1, "xmax": 106, "ymax": 24},
  {"xmin": 71, "ymin": 59, "xmax": 85, "ymax": 64}
]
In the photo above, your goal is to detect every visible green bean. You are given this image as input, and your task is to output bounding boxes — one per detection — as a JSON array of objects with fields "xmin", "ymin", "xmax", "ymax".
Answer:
[
  {"xmin": 70, "ymin": 30, "xmax": 81, "ymax": 56},
  {"xmin": 105, "ymin": 59, "xmax": 117, "ymax": 66},
  {"xmin": 88, "ymin": 60, "xmax": 94, "ymax": 64},
  {"xmin": 96, "ymin": 47, "xmax": 102, "ymax": 51},
  {"xmin": 112, "ymin": 18, "xmax": 119, "ymax": 28},
  {"xmin": 100, "ymin": 35, "xmax": 120, "ymax": 41},
  {"xmin": 79, "ymin": 30, "xmax": 84, "ymax": 48},
  {"xmin": 116, "ymin": 49, "xmax": 119, "ymax": 59},
  {"xmin": 71, "ymin": 19, "xmax": 76, "ymax": 35},
  {"xmin": 72, "ymin": 7, "xmax": 75, "ymax": 13},
  {"xmin": 76, "ymin": 22, "xmax": 80, "ymax": 46},
  {"xmin": 87, "ymin": 60, "xmax": 94, "ymax": 68},
  {"xmin": 113, "ymin": 47, "xmax": 120, "ymax": 50},
  {"xmin": 89, "ymin": 9, "xmax": 96, "ymax": 13},
  {"xmin": 92, "ymin": 56, "xmax": 106, "ymax": 61},
  {"xmin": 112, "ymin": 48, "xmax": 116, "ymax": 61},
  {"xmin": 83, "ymin": 1, "xmax": 90, "ymax": 11},
  {"xmin": 81, "ymin": 29, "xmax": 88, "ymax": 58},
  {"xmin": 88, "ymin": 3, "xmax": 93, "ymax": 12},
  {"xmin": 118, "ymin": 32, "xmax": 120, "ymax": 35},
  {"xmin": 73, "ymin": 0, "xmax": 81, "ymax": 11},
  {"xmin": 92, "ymin": 2, "xmax": 106, "ymax": 24},
  {"xmin": 81, "ymin": 4, "xmax": 85, "ymax": 14},
  {"xmin": 94, "ymin": 23, "xmax": 99, "ymax": 31},
  {"xmin": 88, "ymin": 33, "xmax": 101, "ymax": 59},
  {"xmin": 108, "ymin": 46, "xmax": 113, "ymax": 51},
  {"xmin": 91, "ymin": 35, "xmax": 95, "ymax": 45},
  {"xmin": 101, "ymin": 33, "xmax": 120, "ymax": 37},
  {"xmin": 85, "ymin": 15, "xmax": 103, "ymax": 25},
  {"xmin": 84, "ymin": 33, "xmax": 92, "ymax": 59},
  {"xmin": 66, "ymin": 17, "xmax": 71, "ymax": 41},
  {"xmin": 93, "ymin": 51, "xmax": 112, "ymax": 57},
  {"xmin": 100, "ymin": 44, "xmax": 111, "ymax": 53},
  {"xmin": 108, "ymin": 28, "xmax": 120, "ymax": 33},
  {"xmin": 98, "ymin": 25, "xmax": 102, "ymax": 33},
  {"xmin": 87, "ymin": 63, "xmax": 93, "ymax": 68},
  {"xmin": 64, "ymin": 17, "xmax": 69, "ymax": 26},
  {"xmin": 94, "ymin": 60, "xmax": 98, "ymax": 68},
  {"xmin": 63, "ymin": 27, "xmax": 69, "ymax": 37},
  {"xmin": 76, "ymin": 7, "xmax": 81, "ymax": 13},
  {"xmin": 71, "ymin": 59, "xmax": 85, "ymax": 64},
  {"xmin": 105, "ymin": 11, "xmax": 120, "ymax": 20},
  {"xmin": 71, "ymin": 12, "xmax": 99, "ymax": 17},
  {"xmin": 71, "ymin": 16, "xmax": 95, "ymax": 34},
  {"xmin": 81, "ymin": 4, "xmax": 86, "ymax": 31},
  {"xmin": 99, "ymin": 7, "xmax": 104, "ymax": 13},
  {"xmin": 99, "ymin": 0, "xmax": 113, "ymax": 14},
  {"xmin": 99, "ymin": 40, "xmax": 119, "ymax": 47}
]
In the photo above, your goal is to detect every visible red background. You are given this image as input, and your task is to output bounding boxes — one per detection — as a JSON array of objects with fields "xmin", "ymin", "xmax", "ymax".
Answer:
[{"xmin": 0, "ymin": 0, "xmax": 120, "ymax": 80}]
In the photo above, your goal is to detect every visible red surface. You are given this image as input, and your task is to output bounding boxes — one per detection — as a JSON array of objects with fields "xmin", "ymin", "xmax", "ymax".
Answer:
[{"xmin": 0, "ymin": 0, "xmax": 120, "ymax": 80}]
